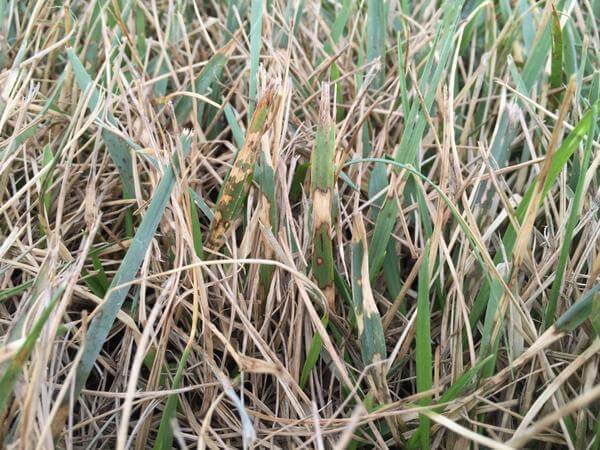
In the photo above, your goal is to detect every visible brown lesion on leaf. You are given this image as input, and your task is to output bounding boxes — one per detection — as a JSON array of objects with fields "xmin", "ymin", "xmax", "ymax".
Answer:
[
  {"xmin": 323, "ymin": 285, "xmax": 335, "ymax": 311},
  {"xmin": 318, "ymin": 83, "xmax": 332, "ymax": 127},
  {"xmin": 312, "ymin": 189, "xmax": 332, "ymax": 229}
]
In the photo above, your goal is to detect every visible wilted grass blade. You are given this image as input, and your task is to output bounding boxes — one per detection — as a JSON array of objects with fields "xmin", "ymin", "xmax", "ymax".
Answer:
[
  {"xmin": 0, "ymin": 285, "xmax": 63, "ymax": 415},
  {"xmin": 189, "ymin": 189, "xmax": 204, "ymax": 260}
]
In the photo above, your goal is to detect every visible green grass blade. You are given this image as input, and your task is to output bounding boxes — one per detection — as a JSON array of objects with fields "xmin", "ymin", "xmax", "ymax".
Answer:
[
  {"xmin": 152, "ymin": 347, "xmax": 191, "ymax": 450},
  {"xmin": 248, "ymin": 0, "xmax": 263, "ymax": 118},
  {"xmin": 407, "ymin": 355, "xmax": 494, "ymax": 447},
  {"xmin": 344, "ymin": 157, "xmax": 499, "ymax": 292},
  {"xmin": 554, "ymin": 281, "xmax": 600, "ymax": 334},
  {"xmin": 479, "ymin": 264, "xmax": 510, "ymax": 377},
  {"xmin": 0, "ymin": 280, "xmax": 34, "ymax": 302},
  {"xmin": 382, "ymin": 242, "xmax": 402, "ymax": 311},
  {"xmin": 67, "ymin": 48, "xmax": 135, "ymax": 200},
  {"xmin": 521, "ymin": 23, "xmax": 551, "ymax": 91},
  {"xmin": 330, "ymin": 0, "xmax": 351, "ymax": 49},
  {"xmin": 544, "ymin": 107, "xmax": 596, "ymax": 326},
  {"xmin": 414, "ymin": 241, "xmax": 432, "ymax": 450},
  {"xmin": 41, "ymin": 144, "xmax": 54, "ymax": 214},
  {"xmin": 550, "ymin": 6, "xmax": 563, "ymax": 92},
  {"xmin": 541, "ymin": 100, "xmax": 599, "ymax": 197},
  {"xmin": 71, "ymin": 132, "xmax": 192, "ymax": 399},
  {"xmin": 81, "ymin": 252, "xmax": 110, "ymax": 298},
  {"xmin": 256, "ymin": 152, "xmax": 278, "ymax": 301},
  {"xmin": 174, "ymin": 51, "xmax": 228, "ymax": 125},
  {"xmin": 366, "ymin": 0, "xmax": 386, "ymax": 88},
  {"xmin": 593, "ymin": 415, "xmax": 600, "ymax": 450},
  {"xmin": 224, "ymin": 103, "xmax": 245, "ymax": 149},
  {"xmin": 396, "ymin": 32, "xmax": 410, "ymax": 118},
  {"xmin": 395, "ymin": 0, "xmax": 464, "ymax": 165},
  {"xmin": 300, "ymin": 315, "xmax": 328, "ymax": 389},
  {"xmin": 289, "ymin": 162, "xmax": 309, "ymax": 203},
  {"xmin": 190, "ymin": 190, "xmax": 215, "ymax": 222},
  {"xmin": 369, "ymin": 0, "xmax": 464, "ymax": 281},
  {"xmin": 469, "ymin": 99, "xmax": 599, "ymax": 328},
  {"xmin": 368, "ymin": 191, "xmax": 398, "ymax": 279},
  {"xmin": 519, "ymin": 0, "xmax": 535, "ymax": 52}
]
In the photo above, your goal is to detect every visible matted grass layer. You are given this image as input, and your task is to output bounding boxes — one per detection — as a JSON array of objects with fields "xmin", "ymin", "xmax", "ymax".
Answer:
[{"xmin": 0, "ymin": 0, "xmax": 599, "ymax": 448}]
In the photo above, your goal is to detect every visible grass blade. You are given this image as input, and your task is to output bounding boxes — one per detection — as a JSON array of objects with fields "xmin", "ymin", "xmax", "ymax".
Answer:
[
  {"xmin": 70, "ymin": 131, "xmax": 192, "ymax": 400},
  {"xmin": 469, "ymin": 99, "xmax": 599, "ymax": 328},
  {"xmin": 368, "ymin": 180, "xmax": 399, "ymax": 279},
  {"xmin": 256, "ymin": 151, "xmax": 279, "ymax": 303},
  {"xmin": 41, "ymin": 144, "xmax": 54, "ymax": 214},
  {"xmin": 351, "ymin": 213, "xmax": 386, "ymax": 370},
  {"xmin": 407, "ymin": 355, "xmax": 494, "ymax": 447},
  {"xmin": 554, "ymin": 282, "xmax": 600, "ymax": 334},
  {"xmin": 152, "ymin": 347, "xmax": 191, "ymax": 450},
  {"xmin": 299, "ymin": 315, "xmax": 328, "ymax": 389},
  {"xmin": 190, "ymin": 189, "xmax": 215, "ymax": 222},
  {"xmin": 544, "ymin": 106, "xmax": 596, "ymax": 326},
  {"xmin": 369, "ymin": 0, "xmax": 464, "ymax": 280},
  {"xmin": 206, "ymin": 83, "xmax": 278, "ymax": 250},
  {"xmin": 174, "ymin": 50, "xmax": 229, "ymax": 125},
  {"xmin": 189, "ymin": 188, "xmax": 204, "ymax": 260},
  {"xmin": 414, "ymin": 241, "xmax": 432, "ymax": 450},
  {"xmin": 0, "ymin": 286, "xmax": 63, "ymax": 415},
  {"xmin": 366, "ymin": 0, "xmax": 386, "ymax": 87},
  {"xmin": 0, "ymin": 280, "xmax": 34, "ymax": 303},
  {"xmin": 248, "ymin": 0, "xmax": 263, "ymax": 118},
  {"xmin": 310, "ymin": 84, "xmax": 335, "ymax": 309},
  {"xmin": 479, "ymin": 263, "xmax": 510, "ymax": 377},
  {"xmin": 67, "ymin": 48, "xmax": 135, "ymax": 200},
  {"xmin": 550, "ymin": 6, "xmax": 563, "ymax": 92}
]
